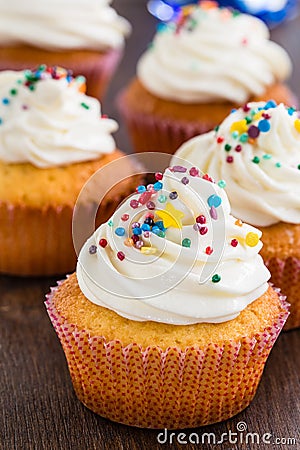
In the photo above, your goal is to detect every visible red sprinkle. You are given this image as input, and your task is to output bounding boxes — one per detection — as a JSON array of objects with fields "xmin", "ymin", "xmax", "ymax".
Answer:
[
  {"xmin": 231, "ymin": 239, "xmax": 238, "ymax": 247},
  {"xmin": 235, "ymin": 145, "xmax": 242, "ymax": 152},
  {"xmin": 205, "ymin": 246, "xmax": 213, "ymax": 255},
  {"xmin": 121, "ymin": 214, "xmax": 129, "ymax": 222},
  {"xmin": 226, "ymin": 156, "xmax": 234, "ymax": 163},
  {"xmin": 132, "ymin": 235, "xmax": 139, "ymax": 244},
  {"xmin": 217, "ymin": 136, "xmax": 224, "ymax": 144},
  {"xmin": 155, "ymin": 172, "xmax": 163, "ymax": 181},
  {"xmin": 138, "ymin": 191, "xmax": 152, "ymax": 205},
  {"xmin": 99, "ymin": 238, "xmax": 107, "ymax": 248},
  {"xmin": 243, "ymin": 104, "xmax": 250, "ymax": 112},
  {"xmin": 202, "ymin": 174, "xmax": 213, "ymax": 182},
  {"xmin": 130, "ymin": 199, "xmax": 139, "ymax": 209},
  {"xmin": 189, "ymin": 167, "xmax": 199, "ymax": 177},
  {"xmin": 200, "ymin": 227, "xmax": 208, "ymax": 235},
  {"xmin": 196, "ymin": 215, "xmax": 206, "ymax": 224},
  {"xmin": 117, "ymin": 251, "xmax": 125, "ymax": 261}
]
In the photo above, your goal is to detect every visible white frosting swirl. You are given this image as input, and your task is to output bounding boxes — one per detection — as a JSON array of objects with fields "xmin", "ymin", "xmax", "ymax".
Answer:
[
  {"xmin": 0, "ymin": 69, "xmax": 118, "ymax": 168},
  {"xmin": 77, "ymin": 166, "xmax": 270, "ymax": 325},
  {"xmin": 137, "ymin": 5, "xmax": 291, "ymax": 103},
  {"xmin": 174, "ymin": 102, "xmax": 300, "ymax": 226},
  {"xmin": 0, "ymin": 0, "xmax": 131, "ymax": 51}
]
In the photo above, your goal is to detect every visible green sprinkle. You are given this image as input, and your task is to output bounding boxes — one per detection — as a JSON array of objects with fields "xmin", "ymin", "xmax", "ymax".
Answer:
[
  {"xmin": 252, "ymin": 156, "xmax": 260, "ymax": 164},
  {"xmin": 28, "ymin": 84, "xmax": 35, "ymax": 91},
  {"xmin": 212, "ymin": 274, "xmax": 221, "ymax": 283},
  {"xmin": 108, "ymin": 220, "xmax": 114, "ymax": 227},
  {"xmin": 232, "ymin": 10, "xmax": 240, "ymax": 17},
  {"xmin": 224, "ymin": 144, "xmax": 232, "ymax": 152},
  {"xmin": 263, "ymin": 154, "xmax": 272, "ymax": 160},
  {"xmin": 10, "ymin": 88, "xmax": 17, "ymax": 96},
  {"xmin": 16, "ymin": 79, "xmax": 22, "ymax": 85},
  {"xmin": 81, "ymin": 102, "xmax": 90, "ymax": 110},
  {"xmin": 275, "ymin": 162, "xmax": 282, "ymax": 168},
  {"xmin": 239, "ymin": 133, "xmax": 248, "ymax": 143},
  {"xmin": 182, "ymin": 238, "xmax": 191, "ymax": 248},
  {"xmin": 218, "ymin": 180, "xmax": 226, "ymax": 188},
  {"xmin": 214, "ymin": 125, "xmax": 220, "ymax": 132},
  {"xmin": 298, "ymin": 164, "xmax": 300, "ymax": 170},
  {"xmin": 231, "ymin": 131, "xmax": 239, "ymax": 139},
  {"xmin": 245, "ymin": 116, "xmax": 252, "ymax": 124}
]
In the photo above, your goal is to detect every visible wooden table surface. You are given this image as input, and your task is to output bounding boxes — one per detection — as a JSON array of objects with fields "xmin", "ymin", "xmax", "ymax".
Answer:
[{"xmin": 1, "ymin": 2, "xmax": 300, "ymax": 449}]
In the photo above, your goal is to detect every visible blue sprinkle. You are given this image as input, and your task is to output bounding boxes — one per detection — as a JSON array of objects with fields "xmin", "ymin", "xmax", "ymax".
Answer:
[
  {"xmin": 133, "ymin": 228, "xmax": 142, "ymax": 235},
  {"xmin": 258, "ymin": 119, "xmax": 271, "ymax": 132},
  {"xmin": 231, "ymin": 108, "xmax": 237, "ymax": 113},
  {"xmin": 288, "ymin": 107, "xmax": 296, "ymax": 116},
  {"xmin": 0, "ymin": 118, "xmax": 2, "ymax": 125},
  {"xmin": 115, "ymin": 227, "xmax": 126, "ymax": 237},
  {"xmin": 264, "ymin": 100, "xmax": 277, "ymax": 110},
  {"xmin": 155, "ymin": 221, "xmax": 165, "ymax": 230},
  {"xmin": 2, "ymin": 98, "xmax": 10, "ymax": 105},
  {"xmin": 153, "ymin": 181, "xmax": 163, "ymax": 191},
  {"xmin": 207, "ymin": 195, "xmax": 222, "ymax": 208},
  {"xmin": 152, "ymin": 226, "xmax": 160, "ymax": 234},
  {"xmin": 141, "ymin": 224, "xmax": 151, "ymax": 232},
  {"xmin": 137, "ymin": 185, "xmax": 146, "ymax": 193}
]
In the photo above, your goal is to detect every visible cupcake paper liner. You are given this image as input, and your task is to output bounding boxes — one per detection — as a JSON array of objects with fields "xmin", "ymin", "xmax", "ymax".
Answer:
[
  {"xmin": 0, "ymin": 201, "xmax": 75, "ymax": 276},
  {"xmin": 118, "ymin": 94, "xmax": 215, "ymax": 155},
  {"xmin": 266, "ymin": 256, "xmax": 300, "ymax": 330},
  {"xmin": 45, "ymin": 283, "xmax": 289, "ymax": 429}
]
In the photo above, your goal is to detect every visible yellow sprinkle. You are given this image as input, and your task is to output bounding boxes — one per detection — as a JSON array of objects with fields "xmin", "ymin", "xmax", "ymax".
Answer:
[
  {"xmin": 253, "ymin": 111, "xmax": 263, "ymax": 121},
  {"xmin": 230, "ymin": 119, "xmax": 248, "ymax": 134},
  {"xmin": 141, "ymin": 247, "xmax": 157, "ymax": 255},
  {"xmin": 294, "ymin": 119, "xmax": 300, "ymax": 133},
  {"xmin": 235, "ymin": 219, "xmax": 243, "ymax": 227},
  {"xmin": 246, "ymin": 232, "xmax": 259, "ymax": 247}
]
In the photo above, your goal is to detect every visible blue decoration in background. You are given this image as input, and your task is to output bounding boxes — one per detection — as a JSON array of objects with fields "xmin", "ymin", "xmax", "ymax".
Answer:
[{"xmin": 147, "ymin": 0, "xmax": 298, "ymax": 27}]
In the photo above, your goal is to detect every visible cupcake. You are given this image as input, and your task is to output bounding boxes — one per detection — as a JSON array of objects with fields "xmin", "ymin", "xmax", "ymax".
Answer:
[
  {"xmin": 118, "ymin": 1, "xmax": 295, "ymax": 155},
  {"xmin": 0, "ymin": 66, "xmax": 139, "ymax": 276},
  {"xmin": 46, "ymin": 164, "xmax": 289, "ymax": 429},
  {"xmin": 0, "ymin": 0, "xmax": 131, "ymax": 99},
  {"xmin": 174, "ymin": 100, "xmax": 300, "ymax": 330}
]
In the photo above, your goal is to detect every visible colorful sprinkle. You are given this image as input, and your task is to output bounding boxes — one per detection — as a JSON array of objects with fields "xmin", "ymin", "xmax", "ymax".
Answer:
[
  {"xmin": 141, "ymin": 224, "xmax": 151, "ymax": 232},
  {"xmin": 199, "ymin": 227, "xmax": 208, "ymax": 235},
  {"xmin": 181, "ymin": 176, "xmax": 189, "ymax": 185},
  {"xmin": 239, "ymin": 133, "xmax": 248, "ymax": 143},
  {"xmin": 124, "ymin": 238, "xmax": 134, "ymax": 247},
  {"xmin": 99, "ymin": 238, "xmax": 108, "ymax": 248},
  {"xmin": 258, "ymin": 119, "xmax": 271, "ymax": 132},
  {"xmin": 196, "ymin": 215, "xmax": 206, "ymax": 224},
  {"xmin": 121, "ymin": 214, "xmax": 129, "ymax": 222},
  {"xmin": 294, "ymin": 119, "xmax": 300, "ymax": 133},
  {"xmin": 153, "ymin": 181, "xmax": 163, "ymax": 191},
  {"xmin": 172, "ymin": 165, "xmax": 187, "ymax": 173},
  {"xmin": 263, "ymin": 154, "xmax": 272, "ymax": 160},
  {"xmin": 252, "ymin": 156, "xmax": 260, "ymax": 164},
  {"xmin": 207, "ymin": 195, "xmax": 222, "ymax": 208},
  {"xmin": 218, "ymin": 180, "xmax": 226, "ymax": 188},
  {"xmin": 141, "ymin": 247, "xmax": 157, "ymax": 255},
  {"xmin": 245, "ymin": 232, "xmax": 259, "ymax": 247},
  {"xmin": 212, "ymin": 274, "xmax": 221, "ymax": 283},
  {"xmin": 108, "ymin": 220, "xmax": 114, "ymax": 227},
  {"xmin": 235, "ymin": 219, "xmax": 243, "ymax": 227},
  {"xmin": 135, "ymin": 240, "xmax": 144, "ymax": 249},
  {"xmin": 169, "ymin": 191, "xmax": 178, "ymax": 200},
  {"xmin": 137, "ymin": 185, "xmax": 146, "ymax": 193},
  {"xmin": 248, "ymin": 125, "xmax": 260, "ymax": 138},
  {"xmin": 158, "ymin": 194, "xmax": 167, "ymax": 203},
  {"xmin": 217, "ymin": 136, "xmax": 224, "ymax": 144},
  {"xmin": 89, "ymin": 245, "xmax": 97, "ymax": 254},
  {"xmin": 117, "ymin": 251, "xmax": 125, "ymax": 261},
  {"xmin": 155, "ymin": 172, "xmax": 163, "ymax": 180},
  {"xmin": 235, "ymin": 145, "xmax": 242, "ymax": 152},
  {"xmin": 210, "ymin": 206, "xmax": 218, "ymax": 220},
  {"xmin": 189, "ymin": 167, "xmax": 199, "ymax": 176},
  {"xmin": 146, "ymin": 201, "xmax": 156, "ymax": 210},
  {"xmin": 133, "ymin": 227, "xmax": 142, "ymax": 236},
  {"xmin": 115, "ymin": 227, "xmax": 125, "ymax": 237},
  {"xmin": 156, "ymin": 202, "xmax": 184, "ymax": 229},
  {"xmin": 182, "ymin": 238, "xmax": 191, "ymax": 248},
  {"xmin": 2, "ymin": 98, "xmax": 10, "ymax": 105},
  {"xmin": 226, "ymin": 155, "xmax": 234, "ymax": 163},
  {"xmin": 205, "ymin": 246, "xmax": 213, "ymax": 255},
  {"xmin": 275, "ymin": 162, "xmax": 282, "ymax": 168},
  {"xmin": 130, "ymin": 199, "xmax": 139, "ymax": 209},
  {"xmin": 224, "ymin": 144, "xmax": 232, "ymax": 152},
  {"xmin": 230, "ymin": 119, "xmax": 247, "ymax": 134},
  {"xmin": 231, "ymin": 239, "xmax": 238, "ymax": 247}
]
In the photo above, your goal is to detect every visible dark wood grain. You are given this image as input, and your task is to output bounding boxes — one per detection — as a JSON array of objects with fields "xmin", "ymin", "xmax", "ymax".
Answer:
[{"xmin": 1, "ymin": 2, "xmax": 300, "ymax": 449}]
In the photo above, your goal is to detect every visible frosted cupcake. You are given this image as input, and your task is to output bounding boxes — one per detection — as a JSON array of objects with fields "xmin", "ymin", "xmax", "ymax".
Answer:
[
  {"xmin": 0, "ymin": 66, "xmax": 138, "ymax": 276},
  {"xmin": 174, "ymin": 100, "xmax": 300, "ymax": 329},
  {"xmin": 119, "ymin": 1, "xmax": 294, "ymax": 154},
  {"xmin": 46, "ymin": 164, "xmax": 289, "ymax": 428},
  {"xmin": 0, "ymin": 0, "xmax": 131, "ymax": 99}
]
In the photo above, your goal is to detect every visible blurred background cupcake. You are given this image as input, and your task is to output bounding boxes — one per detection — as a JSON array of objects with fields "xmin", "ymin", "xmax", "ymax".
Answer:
[
  {"xmin": 174, "ymin": 100, "xmax": 300, "ymax": 329},
  {"xmin": 118, "ymin": 1, "xmax": 295, "ymax": 154},
  {"xmin": 46, "ymin": 164, "xmax": 289, "ymax": 428},
  {"xmin": 0, "ymin": 66, "xmax": 139, "ymax": 276},
  {"xmin": 0, "ymin": 0, "xmax": 131, "ymax": 99}
]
